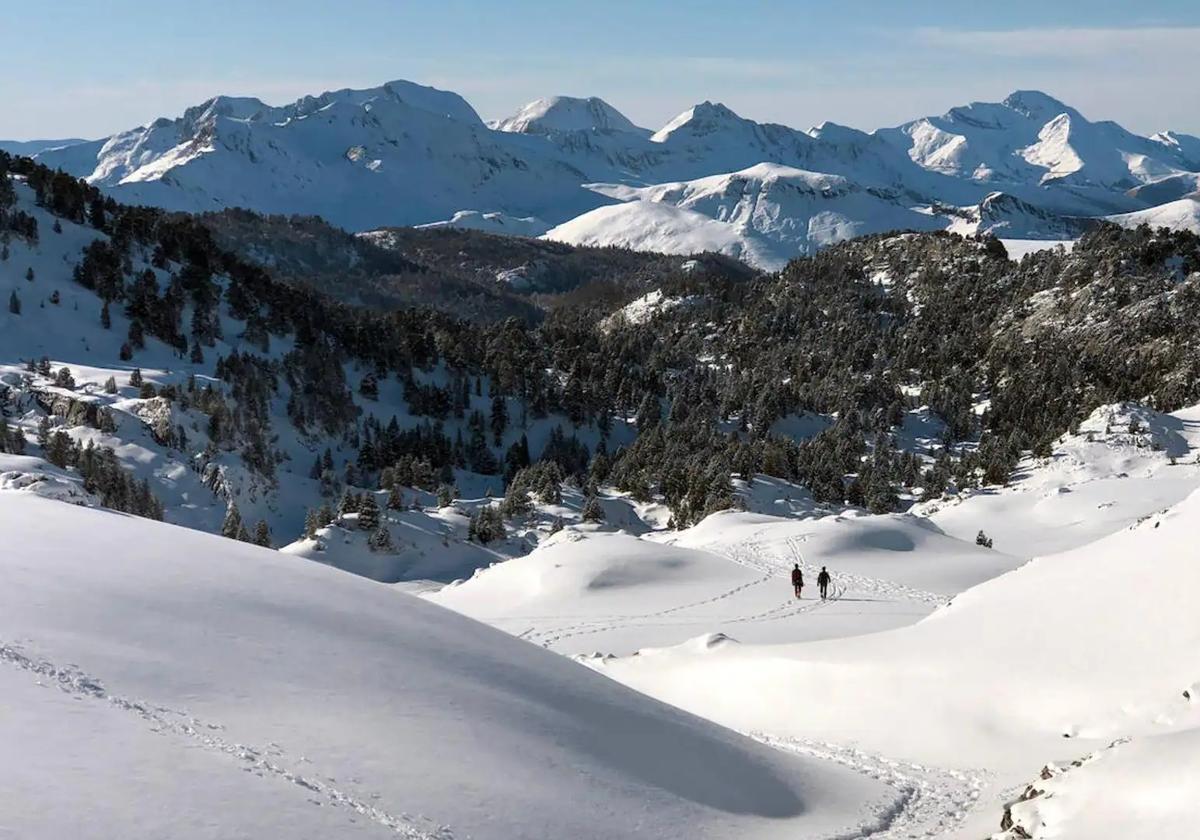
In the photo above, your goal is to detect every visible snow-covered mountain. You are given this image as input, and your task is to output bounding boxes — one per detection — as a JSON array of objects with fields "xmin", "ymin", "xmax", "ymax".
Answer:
[
  {"xmin": 35, "ymin": 81, "xmax": 610, "ymax": 231},
  {"xmin": 551, "ymin": 163, "xmax": 946, "ymax": 269},
  {"xmin": 23, "ymin": 81, "xmax": 1200, "ymax": 269},
  {"xmin": 492, "ymin": 95, "xmax": 650, "ymax": 137}
]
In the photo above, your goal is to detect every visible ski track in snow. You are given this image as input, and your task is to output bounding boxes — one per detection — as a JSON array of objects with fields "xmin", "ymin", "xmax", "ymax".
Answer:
[
  {"xmin": 0, "ymin": 640, "xmax": 454, "ymax": 840},
  {"xmin": 753, "ymin": 734, "xmax": 986, "ymax": 840}
]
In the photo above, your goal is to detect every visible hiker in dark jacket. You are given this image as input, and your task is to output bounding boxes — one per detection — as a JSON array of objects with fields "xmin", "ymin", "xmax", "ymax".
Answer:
[
  {"xmin": 791, "ymin": 564, "xmax": 804, "ymax": 599},
  {"xmin": 817, "ymin": 566, "xmax": 831, "ymax": 600}
]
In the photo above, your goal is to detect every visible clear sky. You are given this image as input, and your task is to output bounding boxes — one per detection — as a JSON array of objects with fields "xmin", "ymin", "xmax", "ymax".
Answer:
[{"xmin": 3, "ymin": 1, "xmax": 1198, "ymax": 140}]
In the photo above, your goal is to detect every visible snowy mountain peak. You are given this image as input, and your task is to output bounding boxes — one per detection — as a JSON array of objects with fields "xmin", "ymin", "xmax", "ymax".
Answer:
[
  {"xmin": 1001, "ymin": 89, "xmax": 1073, "ymax": 120},
  {"xmin": 289, "ymin": 79, "xmax": 483, "ymax": 124},
  {"xmin": 181, "ymin": 95, "xmax": 271, "ymax": 125},
  {"xmin": 493, "ymin": 96, "xmax": 647, "ymax": 136},
  {"xmin": 176, "ymin": 95, "xmax": 274, "ymax": 139},
  {"xmin": 651, "ymin": 101, "xmax": 744, "ymax": 143}
]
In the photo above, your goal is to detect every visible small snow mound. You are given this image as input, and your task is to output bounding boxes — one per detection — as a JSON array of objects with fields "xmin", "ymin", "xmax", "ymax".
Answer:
[{"xmin": 689, "ymin": 632, "xmax": 740, "ymax": 651}]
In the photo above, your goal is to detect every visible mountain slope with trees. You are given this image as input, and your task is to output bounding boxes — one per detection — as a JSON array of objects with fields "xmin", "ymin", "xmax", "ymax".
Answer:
[{"xmin": 5, "ymin": 149, "xmax": 1200, "ymax": 562}]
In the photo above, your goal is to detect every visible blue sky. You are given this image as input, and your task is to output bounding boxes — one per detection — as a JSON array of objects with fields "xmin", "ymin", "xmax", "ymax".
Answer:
[{"xmin": 4, "ymin": 1, "xmax": 1198, "ymax": 139}]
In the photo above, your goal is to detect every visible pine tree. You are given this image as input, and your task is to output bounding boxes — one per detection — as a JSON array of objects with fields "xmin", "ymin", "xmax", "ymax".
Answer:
[
  {"xmin": 221, "ymin": 503, "xmax": 245, "ymax": 541},
  {"xmin": 436, "ymin": 484, "xmax": 455, "ymax": 508},
  {"xmin": 975, "ymin": 530, "xmax": 994, "ymax": 549},
  {"xmin": 129, "ymin": 368, "xmax": 143, "ymax": 388},
  {"xmin": 386, "ymin": 484, "xmax": 405, "ymax": 510},
  {"xmin": 581, "ymin": 495, "xmax": 605, "ymax": 523},
  {"xmin": 7, "ymin": 290, "xmax": 19, "ymax": 315},
  {"xmin": 100, "ymin": 302, "xmax": 111, "ymax": 329},
  {"xmin": 367, "ymin": 526, "xmax": 394, "ymax": 553},
  {"xmin": 490, "ymin": 395, "xmax": 508, "ymax": 446},
  {"xmin": 469, "ymin": 505, "xmax": 505, "ymax": 544},
  {"xmin": 54, "ymin": 367, "xmax": 75, "ymax": 390},
  {"xmin": 636, "ymin": 393, "xmax": 661, "ymax": 429},
  {"xmin": 45, "ymin": 431, "xmax": 72, "ymax": 468},
  {"xmin": 103, "ymin": 376, "xmax": 117, "ymax": 394},
  {"xmin": 303, "ymin": 508, "xmax": 321, "ymax": 539},
  {"xmin": 499, "ymin": 487, "xmax": 532, "ymax": 519},
  {"xmin": 252, "ymin": 521, "xmax": 272, "ymax": 548},
  {"xmin": 128, "ymin": 319, "xmax": 144, "ymax": 349},
  {"xmin": 360, "ymin": 372, "xmax": 379, "ymax": 400},
  {"xmin": 357, "ymin": 494, "xmax": 381, "ymax": 531}
]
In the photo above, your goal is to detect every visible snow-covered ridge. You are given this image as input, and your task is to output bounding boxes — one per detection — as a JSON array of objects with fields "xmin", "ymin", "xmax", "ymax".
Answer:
[{"xmin": 18, "ymin": 81, "xmax": 1200, "ymax": 268}]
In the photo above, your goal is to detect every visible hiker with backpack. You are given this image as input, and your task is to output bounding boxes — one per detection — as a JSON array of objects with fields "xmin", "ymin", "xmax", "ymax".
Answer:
[{"xmin": 791, "ymin": 564, "xmax": 804, "ymax": 599}]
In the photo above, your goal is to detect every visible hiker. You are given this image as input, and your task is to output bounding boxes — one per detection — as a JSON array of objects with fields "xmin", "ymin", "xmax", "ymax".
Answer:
[
  {"xmin": 791, "ymin": 564, "xmax": 804, "ymax": 599},
  {"xmin": 817, "ymin": 566, "xmax": 831, "ymax": 600}
]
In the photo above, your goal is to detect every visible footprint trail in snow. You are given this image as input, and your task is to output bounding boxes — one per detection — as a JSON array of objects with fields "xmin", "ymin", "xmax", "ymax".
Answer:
[{"xmin": 0, "ymin": 640, "xmax": 454, "ymax": 840}]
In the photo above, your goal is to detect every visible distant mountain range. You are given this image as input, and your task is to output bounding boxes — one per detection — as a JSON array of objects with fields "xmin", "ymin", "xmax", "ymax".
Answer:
[{"xmin": 13, "ymin": 82, "xmax": 1200, "ymax": 269}]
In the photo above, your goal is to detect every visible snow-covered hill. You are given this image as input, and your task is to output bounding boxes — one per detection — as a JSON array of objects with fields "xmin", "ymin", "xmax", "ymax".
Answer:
[
  {"xmin": 0, "ymin": 491, "xmax": 903, "ymax": 839},
  {"xmin": 21, "ymin": 81, "xmax": 1200, "ymax": 269},
  {"xmin": 1108, "ymin": 197, "xmax": 1200, "ymax": 234},
  {"xmin": 549, "ymin": 163, "xmax": 946, "ymax": 267}
]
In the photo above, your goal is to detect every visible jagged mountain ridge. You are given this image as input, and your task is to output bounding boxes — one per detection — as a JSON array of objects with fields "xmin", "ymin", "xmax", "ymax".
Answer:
[{"xmin": 22, "ymin": 82, "xmax": 1200, "ymax": 269}]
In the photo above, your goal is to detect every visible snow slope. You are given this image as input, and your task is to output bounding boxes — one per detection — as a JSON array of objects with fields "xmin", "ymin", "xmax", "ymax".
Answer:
[
  {"xmin": 592, "ymin": 484, "xmax": 1200, "ymax": 838},
  {"xmin": 542, "ymin": 198, "xmax": 791, "ymax": 269},
  {"xmin": 916, "ymin": 402, "xmax": 1200, "ymax": 559},
  {"xmin": 1108, "ymin": 197, "xmax": 1200, "ymax": 234},
  {"xmin": 0, "ymin": 491, "xmax": 897, "ymax": 840}
]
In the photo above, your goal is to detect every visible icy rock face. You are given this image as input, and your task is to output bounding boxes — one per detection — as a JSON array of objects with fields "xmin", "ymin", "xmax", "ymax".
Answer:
[
  {"xmin": 127, "ymin": 396, "xmax": 176, "ymax": 446},
  {"xmin": 31, "ymin": 388, "xmax": 105, "ymax": 430}
]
